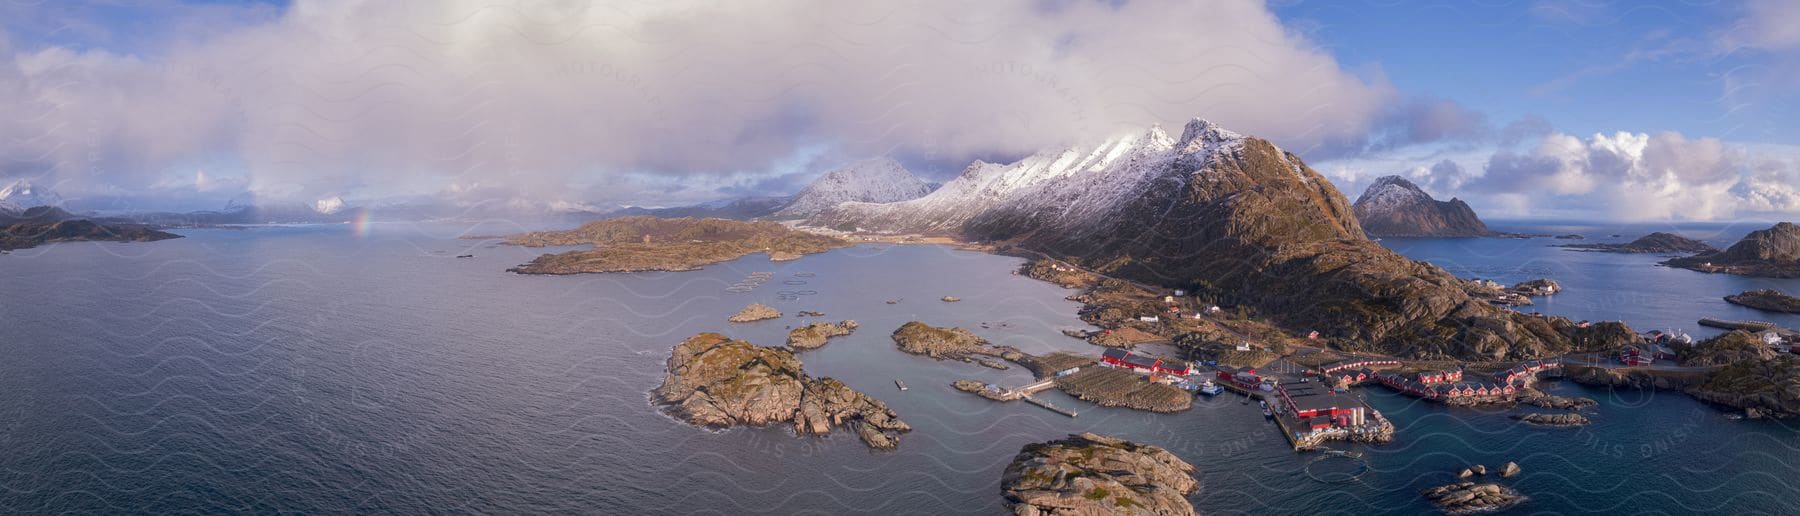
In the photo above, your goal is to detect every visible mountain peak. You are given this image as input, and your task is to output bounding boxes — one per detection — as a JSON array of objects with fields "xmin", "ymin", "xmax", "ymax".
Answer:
[
  {"xmin": 1353, "ymin": 174, "xmax": 1490, "ymax": 237},
  {"xmin": 772, "ymin": 157, "xmax": 931, "ymax": 218},
  {"xmin": 0, "ymin": 178, "xmax": 64, "ymax": 213},
  {"xmin": 1176, "ymin": 118, "xmax": 1243, "ymax": 151}
]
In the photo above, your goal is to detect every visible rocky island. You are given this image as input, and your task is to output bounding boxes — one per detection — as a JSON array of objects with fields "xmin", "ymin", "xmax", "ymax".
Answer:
[
  {"xmin": 504, "ymin": 216, "xmax": 846, "ymax": 274},
  {"xmin": 1352, "ymin": 175, "xmax": 1493, "ymax": 238},
  {"xmin": 0, "ymin": 208, "xmax": 182, "ymax": 251},
  {"xmin": 1422, "ymin": 481, "xmax": 1524, "ymax": 514},
  {"xmin": 1724, "ymin": 289, "xmax": 1800, "ymax": 314},
  {"xmin": 890, "ymin": 321, "xmax": 1024, "ymax": 369},
  {"xmin": 728, "ymin": 303, "xmax": 782, "ymax": 323},
  {"xmin": 1000, "ymin": 433, "xmax": 1198, "ymax": 516},
  {"xmin": 1664, "ymin": 222, "xmax": 1800, "ymax": 278},
  {"xmin": 1558, "ymin": 232, "xmax": 1716, "ymax": 254},
  {"xmin": 785, "ymin": 320, "xmax": 858, "ymax": 349},
  {"xmin": 653, "ymin": 333, "xmax": 910, "ymax": 449}
]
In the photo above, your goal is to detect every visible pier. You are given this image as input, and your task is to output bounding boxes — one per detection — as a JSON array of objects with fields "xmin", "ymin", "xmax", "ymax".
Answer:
[{"xmin": 1022, "ymin": 395, "xmax": 1078, "ymax": 418}]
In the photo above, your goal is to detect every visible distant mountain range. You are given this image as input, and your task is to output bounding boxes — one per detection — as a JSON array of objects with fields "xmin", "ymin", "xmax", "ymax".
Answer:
[{"xmin": 1352, "ymin": 176, "xmax": 1493, "ymax": 238}]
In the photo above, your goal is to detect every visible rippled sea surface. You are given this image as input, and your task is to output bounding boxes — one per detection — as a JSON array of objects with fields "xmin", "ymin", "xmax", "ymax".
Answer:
[{"xmin": 2, "ymin": 222, "xmax": 1796, "ymax": 513}]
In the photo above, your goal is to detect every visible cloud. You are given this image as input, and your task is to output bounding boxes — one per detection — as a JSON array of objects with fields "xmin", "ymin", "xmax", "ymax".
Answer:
[
  {"xmin": 1474, "ymin": 130, "xmax": 1760, "ymax": 220},
  {"xmin": 0, "ymin": 0, "xmax": 1392, "ymax": 209},
  {"xmin": 1718, "ymin": 0, "xmax": 1800, "ymax": 52}
]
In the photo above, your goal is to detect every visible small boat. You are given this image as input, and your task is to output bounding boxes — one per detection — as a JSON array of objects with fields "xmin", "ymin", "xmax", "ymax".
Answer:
[
  {"xmin": 455, "ymin": 254, "xmax": 474, "ymax": 258},
  {"xmin": 941, "ymin": 296, "xmax": 961, "ymax": 302},
  {"xmin": 895, "ymin": 379, "xmax": 908, "ymax": 391},
  {"xmin": 1260, "ymin": 400, "xmax": 1273, "ymax": 419},
  {"xmin": 1198, "ymin": 381, "xmax": 1224, "ymax": 396}
]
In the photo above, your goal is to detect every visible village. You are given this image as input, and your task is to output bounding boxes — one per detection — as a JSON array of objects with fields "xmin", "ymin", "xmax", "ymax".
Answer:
[{"xmin": 947, "ymin": 258, "xmax": 1800, "ymax": 456}]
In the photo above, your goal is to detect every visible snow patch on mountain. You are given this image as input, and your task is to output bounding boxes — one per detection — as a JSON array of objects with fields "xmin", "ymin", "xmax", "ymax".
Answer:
[
  {"xmin": 0, "ymin": 179, "xmax": 64, "ymax": 213},
  {"xmin": 813, "ymin": 118, "xmax": 1247, "ymax": 233},
  {"xmin": 772, "ymin": 158, "xmax": 932, "ymax": 218},
  {"xmin": 1353, "ymin": 175, "xmax": 1433, "ymax": 215},
  {"xmin": 313, "ymin": 196, "xmax": 347, "ymax": 215}
]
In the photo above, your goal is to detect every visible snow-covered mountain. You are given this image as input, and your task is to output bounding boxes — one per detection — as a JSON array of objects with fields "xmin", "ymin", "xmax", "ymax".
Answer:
[
  {"xmin": 0, "ymin": 179, "xmax": 63, "ymax": 213},
  {"xmin": 1352, "ymin": 175, "xmax": 1491, "ymax": 237},
  {"xmin": 771, "ymin": 158, "xmax": 932, "ymax": 218},
  {"xmin": 812, "ymin": 118, "xmax": 1245, "ymax": 235}
]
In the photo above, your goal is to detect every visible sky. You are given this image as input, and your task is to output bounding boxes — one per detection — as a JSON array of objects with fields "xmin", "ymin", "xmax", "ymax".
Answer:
[{"xmin": 0, "ymin": 0, "xmax": 1797, "ymax": 221}]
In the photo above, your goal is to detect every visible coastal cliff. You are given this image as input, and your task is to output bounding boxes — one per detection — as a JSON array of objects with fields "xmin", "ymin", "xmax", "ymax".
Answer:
[
  {"xmin": 1352, "ymin": 175, "xmax": 1492, "ymax": 237},
  {"xmin": 653, "ymin": 333, "xmax": 909, "ymax": 449},
  {"xmin": 1001, "ymin": 433, "xmax": 1198, "ymax": 516},
  {"xmin": 1664, "ymin": 222, "xmax": 1800, "ymax": 278}
]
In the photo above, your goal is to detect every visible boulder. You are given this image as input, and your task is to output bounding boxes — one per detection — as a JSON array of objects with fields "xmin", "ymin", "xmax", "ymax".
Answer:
[
  {"xmin": 1001, "ymin": 433, "xmax": 1198, "ymax": 516},
  {"xmin": 1501, "ymin": 461, "xmax": 1521, "ymax": 478}
]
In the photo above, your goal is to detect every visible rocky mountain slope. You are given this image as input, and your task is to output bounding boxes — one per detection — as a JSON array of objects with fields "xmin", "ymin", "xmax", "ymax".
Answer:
[
  {"xmin": 1352, "ymin": 175, "xmax": 1492, "ymax": 237},
  {"xmin": 1664, "ymin": 222, "xmax": 1800, "ymax": 278},
  {"xmin": 772, "ymin": 158, "xmax": 932, "ymax": 219},
  {"xmin": 1560, "ymin": 232, "xmax": 1717, "ymax": 253},
  {"xmin": 811, "ymin": 118, "xmax": 1633, "ymax": 360}
]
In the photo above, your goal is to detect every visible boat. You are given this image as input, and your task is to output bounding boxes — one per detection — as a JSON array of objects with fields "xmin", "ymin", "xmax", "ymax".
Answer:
[
  {"xmin": 941, "ymin": 296, "xmax": 961, "ymax": 302},
  {"xmin": 1262, "ymin": 404, "xmax": 1273, "ymax": 419},
  {"xmin": 895, "ymin": 379, "xmax": 908, "ymax": 391},
  {"xmin": 1198, "ymin": 380, "xmax": 1224, "ymax": 396},
  {"xmin": 455, "ymin": 254, "xmax": 474, "ymax": 258}
]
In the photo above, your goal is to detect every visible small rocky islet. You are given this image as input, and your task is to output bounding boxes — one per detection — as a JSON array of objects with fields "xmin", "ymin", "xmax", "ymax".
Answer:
[
  {"xmin": 503, "ymin": 216, "xmax": 847, "ymax": 274},
  {"xmin": 727, "ymin": 303, "xmax": 782, "ymax": 323},
  {"xmin": 1001, "ymin": 433, "xmax": 1200, "ymax": 516},
  {"xmin": 784, "ymin": 320, "xmax": 858, "ymax": 350},
  {"xmin": 653, "ymin": 333, "xmax": 909, "ymax": 449}
]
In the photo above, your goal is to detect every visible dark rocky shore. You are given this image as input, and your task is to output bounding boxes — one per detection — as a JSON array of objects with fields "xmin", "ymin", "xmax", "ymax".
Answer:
[{"xmin": 1558, "ymin": 232, "xmax": 1716, "ymax": 254}]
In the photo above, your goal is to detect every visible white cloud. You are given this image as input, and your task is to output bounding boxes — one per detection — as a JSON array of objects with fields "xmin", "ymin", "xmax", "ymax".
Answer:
[{"xmin": 0, "ymin": 0, "xmax": 1391, "ymax": 208}]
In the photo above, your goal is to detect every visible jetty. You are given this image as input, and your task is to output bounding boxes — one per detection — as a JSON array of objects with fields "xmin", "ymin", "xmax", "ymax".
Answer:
[{"xmin": 1022, "ymin": 395, "xmax": 1078, "ymax": 418}]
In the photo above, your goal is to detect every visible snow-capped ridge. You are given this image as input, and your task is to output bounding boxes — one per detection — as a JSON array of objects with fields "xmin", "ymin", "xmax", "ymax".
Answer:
[
  {"xmin": 772, "ymin": 157, "xmax": 932, "ymax": 218},
  {"xmin": 0, "ymin": 179, "xmax": 64, "ymax": 213}
]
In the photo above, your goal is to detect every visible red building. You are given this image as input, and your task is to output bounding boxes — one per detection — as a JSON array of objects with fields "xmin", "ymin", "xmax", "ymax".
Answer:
[
  {"xmin": 1101, "ymin": 349, "xmax": 1193, "ymax": 376},
  {"xmin": 1418, "ymin": 369, "xmax": 1463, "ymax": 384}
]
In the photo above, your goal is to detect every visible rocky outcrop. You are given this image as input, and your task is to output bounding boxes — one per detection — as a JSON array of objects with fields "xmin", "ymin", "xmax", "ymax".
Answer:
[
  {"xmin": 1686, "ymin": 354, "xmax": 1800, "ymax": 418},
  {"xmin": 1422, "ymin": 482, "xmax": 1524, "ymax": 514},
  {"xmin": 1053, "ymin": 367, "xmax": 1192, "ymax": 413},
  {"xmin": 1001, "ymin": 433, "xmax": 1198, "ymax": 516},
  {"xmin": 1664, "ymin": 222, "xmax": 1800, "ymax": 278},
  {"xmin": 1565, "ymin": 365, "xmax": 1706, "ymax": 390},
  {"xmin": 1352, "ymin": 175, "xmax": 1492, "ymax": 237},
  {"xmin": 785, "ymin": 320, "xmax": 858, "ymax": 349},
  {"xmin": 1681, "ymin": 331, "xmax": 1778, "ymax": 367},
  {"xmin": 1724, "ymin": 289, "xmax": 1800, "ymax": 314},
  {"xmin": 1510, "ymin": 412, "xmax": 1590, "ymax": 426},
  {"xmin": 653, "ymin": 333, "xmax": 909, "ymax": 449},
  {"xmin": 819, "ymin": 119, "xmax": 1635, "ymax": 361},
  {"xmin": 728, "ymin": 303, "xmax": 782, "ymax": 323},
  {"xmin": 1515, "ymin": 387, "xmax": 1596, "ymax": 410},
  {"xmin": 952, "ymin": 379, "xmax": 1015, "ymax": 401},
  {"xmin": 1559, "ymin": 232, "xmax": 1716, "ymax": 254},
  {"xmin": 1501, "ymin": 462, "xmax": 1521, "ymax": 478}
]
